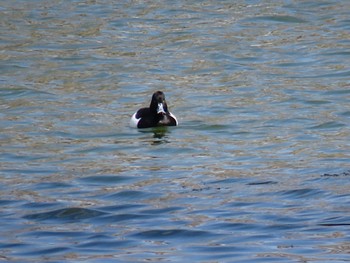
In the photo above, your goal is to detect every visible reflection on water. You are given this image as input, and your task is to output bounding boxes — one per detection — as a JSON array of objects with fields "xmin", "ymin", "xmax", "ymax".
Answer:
[
  {"xmin": 138, "ymin": 126, "xmax": 171, "ymax": 144},
  {"xmin": 1, "ymin": 0, "xmax": 350, "ymax": 262}
]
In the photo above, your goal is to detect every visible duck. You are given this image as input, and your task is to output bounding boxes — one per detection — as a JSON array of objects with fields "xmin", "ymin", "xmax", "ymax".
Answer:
[{"xmin": 130, "ymin": 91, "xmax": 178, "ymax": 128}]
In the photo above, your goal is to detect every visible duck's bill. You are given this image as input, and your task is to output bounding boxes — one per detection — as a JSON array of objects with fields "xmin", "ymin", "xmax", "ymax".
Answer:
[{"xmin": 157, "ymin": 103, "xmax": 166, "ymax": 114}]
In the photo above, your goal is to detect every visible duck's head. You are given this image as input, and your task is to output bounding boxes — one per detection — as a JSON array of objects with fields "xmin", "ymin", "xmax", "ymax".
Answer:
[{"xmin": 150, "ymin": 91, "xmax": 169, "ymax": 116}]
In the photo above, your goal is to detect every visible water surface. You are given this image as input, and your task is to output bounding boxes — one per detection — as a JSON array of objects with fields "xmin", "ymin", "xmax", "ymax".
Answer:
[{"xmin": 1, "ymin": 0, "xmax": 350, "ymax": 262}]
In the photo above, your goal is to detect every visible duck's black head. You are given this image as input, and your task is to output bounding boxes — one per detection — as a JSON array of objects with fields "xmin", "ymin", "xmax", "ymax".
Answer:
[{"xmin": 150, "ymin": 91, "xmax": 169, "ymax": 115}]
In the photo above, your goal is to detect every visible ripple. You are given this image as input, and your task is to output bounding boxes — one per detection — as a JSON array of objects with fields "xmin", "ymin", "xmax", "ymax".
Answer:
[
  {"xmin": 303, "ymin": 99, "xmax": 331, "ymax": 105},
  {"xmin": 98, "ymin": 204, "xmax": 146, "ymax": 213},
  {"xmin": 247, "ymin": 180, "xmax": 278, "ymax": 186},
  {"xmin": 77, "ymin": 239, "xmax": 134, "ymax": 249},
  {"xmin": 320, "ymin": 216, "xmax": 350, "ymax": 227},
  {"xmin": 34, "ymin": 182, "xmax": 73, "ymax": 190},
  {"xmin": 23, "ymin": 207, "xmax": 106, "ymax": 222},
  {"xmin": 322, "ymin": 170, "xmax": 350, "ymax": 177},
  {"xmin": 97, "ymin": 213, "xmax": 155, "ymax": 224},
  {"xmin": 309, "ymin": 121, "xmax": 346, "ymax": 130},
  {"xmin": 340, "ymin": 110, "xmax": 350, "ymax": 117},
  {"xmin": 22, "ymin": 230, "xmax": 89, "ymax": 239},
  {"xmin": 278, "ymin": 188, "xmax": 326, "ymax": 199},
  {"xmin": 254, "ymin": 15, "xmax": 307, "ymax": 24},
  {"xmin": 78, "ymin": 175, "xmax": 134, "ymax": 186},
  {"xmin": 131, "ymin": 229, "xmax": 218, "ymax": 241},
  {"xmin": 103, "ymin": 190, "xmax": 160, "ymax": 201},
  {"xmin": 207, "ymin": 222, "xmax": 262, "ymax": 232},
  {"xmin": 18, "ymin": 246, "xmax": 69, "ymax": 256}
]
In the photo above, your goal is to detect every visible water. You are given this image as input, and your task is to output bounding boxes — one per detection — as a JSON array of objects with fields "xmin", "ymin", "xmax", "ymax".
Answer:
[{"xmin": 1, "ymin": 0, "xmax": 350, "ymax": 262}]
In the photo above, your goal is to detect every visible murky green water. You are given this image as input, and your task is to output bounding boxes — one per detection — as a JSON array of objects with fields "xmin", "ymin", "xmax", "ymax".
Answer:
[{"xmin": 1, "ymin": 1, "xmax": 350, "ymax": 262}]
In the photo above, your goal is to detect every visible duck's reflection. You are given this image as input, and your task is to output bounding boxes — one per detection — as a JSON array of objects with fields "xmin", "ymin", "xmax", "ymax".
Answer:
[
  {"xmin": 139, "ymin": 126, "xmax": 170, "ymax": 145},
  {"xmin": 152, "ymin": 126, "xmax": 168, "ymax": 138}
]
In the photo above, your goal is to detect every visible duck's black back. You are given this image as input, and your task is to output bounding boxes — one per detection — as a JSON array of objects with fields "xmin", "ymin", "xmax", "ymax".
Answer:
[{"xmin": 135, "ymin": 108, "xmax": 158, "ymax": 128}]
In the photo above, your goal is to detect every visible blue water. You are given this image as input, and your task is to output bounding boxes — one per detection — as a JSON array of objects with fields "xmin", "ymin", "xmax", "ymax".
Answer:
[{"xmin": 1, "ymin": 1, "xmax": 350, "ymax": 262}]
